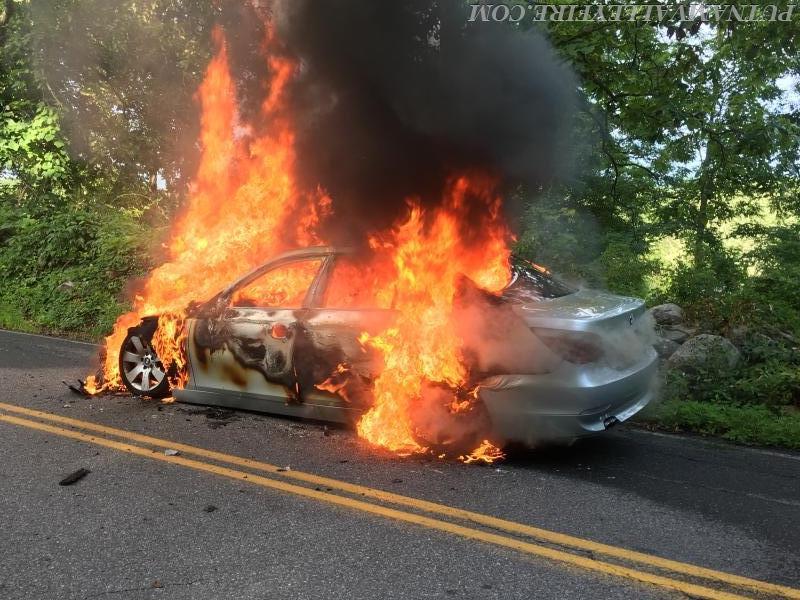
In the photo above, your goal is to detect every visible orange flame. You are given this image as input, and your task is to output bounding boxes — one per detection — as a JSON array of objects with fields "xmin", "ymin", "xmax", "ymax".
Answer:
[
  {"xmin": 356, "ymin": 175, "xmax": 511, "ymax": 458},
  {"xmin": 87, "ymin": 26, "xmax": 304, "ymax": 393},
  {"xmin": 87, "ymin": 24, "xmax": 510, "ymax": 464},
  {"xmin": 460, "ymin": 439, "xmax": 506, "ymax": 465}
]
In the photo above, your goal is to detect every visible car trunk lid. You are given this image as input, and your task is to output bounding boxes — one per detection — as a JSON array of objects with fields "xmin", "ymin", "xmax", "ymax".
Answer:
[
  {"xmin": 509, "ymin": 289, "xmax": 646, "ymax": 333},
  {"xmin": 507, "ymin": 290, "xmax": 651, "ymax": 368}
]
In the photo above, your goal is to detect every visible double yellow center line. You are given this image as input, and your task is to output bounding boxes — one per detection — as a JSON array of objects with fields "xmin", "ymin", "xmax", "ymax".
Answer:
[{"xmin": 1, "ymin": 401, "xmax": 797, "ymax": 600}]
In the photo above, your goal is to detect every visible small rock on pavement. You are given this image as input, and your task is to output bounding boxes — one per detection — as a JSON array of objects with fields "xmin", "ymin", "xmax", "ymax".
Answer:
[
  {"xmin": 203, "ymin": 504, "xmax": 218, "ymax": 513},
  {"xmin": 59, "ymin": 468, "xmax": 90, "ymax": 486},
  {"xmin": 164, "ymin": 449, "xmax": 180, "ymax": 456},
  {"xmin": 648, "ymin": 303, "xmax": 684, "ymax": 326},
  {"xmin": 667, "ymin": 334, "xmax": 741, "ymax": 374}
]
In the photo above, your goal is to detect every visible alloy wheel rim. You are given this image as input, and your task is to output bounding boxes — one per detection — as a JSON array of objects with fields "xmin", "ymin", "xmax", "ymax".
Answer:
[{"xmin": 121, "ymin": 335, "xmax": 165, "ymax": 392}]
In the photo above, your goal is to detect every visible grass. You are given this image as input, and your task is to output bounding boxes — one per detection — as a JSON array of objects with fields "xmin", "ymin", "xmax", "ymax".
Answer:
[
  {"xmin": 636, "ymin": 399, "xmax": 800, "ymax": 451},
  {"xmin": 0, "ymin": 293, "xmax": 107, "ymax": 342},
  {"xmin": 0, "ymin": 297, "xmax": 36, "ymax": 333}
]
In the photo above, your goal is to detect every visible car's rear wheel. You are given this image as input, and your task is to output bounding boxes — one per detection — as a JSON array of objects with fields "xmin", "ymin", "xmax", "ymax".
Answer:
[
  {"xmin": 119, "ymin": 330, "xmax": 170, "ymax": 398},
  {"xmin": 411, "ymin": 383, "xmax": 494, "ymax": 457}
]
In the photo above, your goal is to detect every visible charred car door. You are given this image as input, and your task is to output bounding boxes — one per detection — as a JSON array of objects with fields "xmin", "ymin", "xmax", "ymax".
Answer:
[
  {"xmin": 188, "ymin": 256, "xmax": 325, "ymax": 401},
  {"xmin": 299, "ymin": 253, "xmax": 395, "ymax": 411}
]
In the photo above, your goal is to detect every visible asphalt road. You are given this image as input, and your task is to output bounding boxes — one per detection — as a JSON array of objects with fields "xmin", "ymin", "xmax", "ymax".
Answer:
[{"xmin": 0, "ymin": 329, "xmax": 798, "ymax": 600}]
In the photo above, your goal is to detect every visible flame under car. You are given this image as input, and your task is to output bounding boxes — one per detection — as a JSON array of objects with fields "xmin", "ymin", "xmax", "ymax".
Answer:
[{"xmin": 118, "ymin": 247, "xmax": 658, "ymax": 448}]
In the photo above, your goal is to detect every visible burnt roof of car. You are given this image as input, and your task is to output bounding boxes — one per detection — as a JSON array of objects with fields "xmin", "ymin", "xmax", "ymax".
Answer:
[{"xmin": 264, "ymin": 246, "xmax": 356, "ymax": 262}]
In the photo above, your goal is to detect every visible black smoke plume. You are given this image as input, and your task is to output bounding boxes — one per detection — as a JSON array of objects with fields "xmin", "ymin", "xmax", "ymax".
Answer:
[{"xmin": 266, "ymin": 0, "xmax": 576, "ymax": 245}]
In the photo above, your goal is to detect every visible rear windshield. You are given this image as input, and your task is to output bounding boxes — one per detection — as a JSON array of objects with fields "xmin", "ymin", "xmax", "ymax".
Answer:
[{"xmin": 502, "ymin": 258, "xmax": 576, "ymax": 303}]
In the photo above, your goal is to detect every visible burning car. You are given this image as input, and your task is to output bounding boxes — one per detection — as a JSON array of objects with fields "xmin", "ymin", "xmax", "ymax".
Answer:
[{"xmin": 117, "ymin": 246, "xmax": 658, "ymax": 451}]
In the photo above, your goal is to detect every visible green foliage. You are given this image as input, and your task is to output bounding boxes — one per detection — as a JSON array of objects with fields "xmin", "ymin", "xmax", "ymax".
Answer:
[
  {"xmin": 652, "ymin": 316, "xmax": 800, "ymax": 448},
  {"xmin": 514, "ymin": 188, "xmax": 606, "ymax": 284},
  {"xmin": 662, "ymin": 339, "xmax": 800, "ymax": 408},
  {"xmin": 26, "ymin": 0, "xmax": 217, "ymax": 191},
  {"xmin": 0, "ymin": 0, "xmax": 215, "ymax": 336},
  {"xmin": 655, "ymin": 247, "xmax": 745, "ymax": 328},
  {"xmin": 651, "ymin": 222, "xmax": 800, "ymax": 336},
  {"xmin": 0, "ymin": 104, "xmax": 71, "ymax": 189},
  {"xmin": 0, "ymin": 202, "xmax": 151, "ymax": 336},
  {"xmin": 743, "ymin": 224, "xmax": 800, "ymax": 334},
  {"xmin": 596, "ymin": 234, "xmax": 657, "ymax": 298},
  {"xmin": 515, "ymin": 2, "xmax": 800, "ymax": 291},
  {"xmin": 640, "ymin": 400, "xmax": 800, "ymax": 450}
]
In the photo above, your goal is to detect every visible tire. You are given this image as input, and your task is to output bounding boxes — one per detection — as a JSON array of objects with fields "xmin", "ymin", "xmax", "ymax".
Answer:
[
  {"xmin": 411, "ymin": 383, "xmax": 494, "ymax": 456},
  {"xmin": 119, "ymin": 329, "xmax": 170, "ymax": 398}
]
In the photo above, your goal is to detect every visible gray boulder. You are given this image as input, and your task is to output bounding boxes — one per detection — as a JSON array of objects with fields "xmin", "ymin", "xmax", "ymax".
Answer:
[
  {"xmin": 659, "ymin": 326, "xmax": 694, "ymax": 345},
  {"xmin": 727, "ymin": 325, "xmax": 750, "ymax": 348},
  {"xmin": 653, "ymin": 337, "xmax": 681, "ymax": 359},
  {"xmin": 648, "ymin": 303, "xmax": 684, "ymax": 326},
  {"xmin": 667, "ymin": 334, "xmax": 741, "ymax": 374},
  {"xmin": 727, "ymin": 325, "xmax": 779, "ymax": 351}
]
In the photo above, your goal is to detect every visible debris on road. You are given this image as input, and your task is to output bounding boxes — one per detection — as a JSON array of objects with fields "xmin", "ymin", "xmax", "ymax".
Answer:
[
  {"xmin": 176, "ymin": 406, "xmax": 238, "ymax": 429},
  {"xmin": 204, "ymin": 407, "xmax": 236, "ymax": 421},
  {"xmin": 164, "ymin": 449, "xmax": 180, "ymax": 456},
  {"xmin": 59, "ymin": 468, "xmax": 90, "ymax": 486},
  {"xmin": 63, "ymin": 380, "xmax": 90, "ymax": 396},
  {"xmin": 277, "ymin": 466, "xmax": 291, "ymax": 472},
  {"xmin": 203, "ymin": 504, "xmax": 218, "ymax": 513}
]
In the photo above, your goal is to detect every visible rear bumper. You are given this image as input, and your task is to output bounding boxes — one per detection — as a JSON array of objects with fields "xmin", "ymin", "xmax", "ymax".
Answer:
[{"xmin": 479, "ymin": 347, "xmax": 658, "ymax": 445}]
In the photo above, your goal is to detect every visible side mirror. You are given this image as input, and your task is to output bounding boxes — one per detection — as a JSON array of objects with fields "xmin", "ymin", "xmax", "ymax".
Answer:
[
  {"xmin": 185, "ymin": 300, "xmax": 202, "ymax": 317},
  {"xmin": 194, "ymin": 296, "xmax": 229, "ymax": 320}
]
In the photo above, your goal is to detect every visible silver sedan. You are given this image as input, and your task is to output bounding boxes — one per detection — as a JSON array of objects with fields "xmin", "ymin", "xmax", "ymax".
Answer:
[{"xmin": 118, "ymin": 246, "xmax": 658, "ymax": 448}]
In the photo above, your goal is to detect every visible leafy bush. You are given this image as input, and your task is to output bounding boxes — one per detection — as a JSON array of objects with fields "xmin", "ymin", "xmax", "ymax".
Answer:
[
  {"xmin": 656, "ymin": 247, "xmax": 746, "ymax": 328},
  {"xmin": 741, "ymin": 224, "xmax": 800, "ymax": 336},
  {"xmin": 0, "ymin": 203, "xmax": 151, "ymax": 337},
  {"xmin": 644, "ymin": 226, "xmax": 800, "ymax": 448},
  {"xmin": 596, "ymin": 234, "xmax": 657, "ymax": 298},
  {"xmin": 514, "ymin": 191, "xmax": 656, "ymax": 296}
]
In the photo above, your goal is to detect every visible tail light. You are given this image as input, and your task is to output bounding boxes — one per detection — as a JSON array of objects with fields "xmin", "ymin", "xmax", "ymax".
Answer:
[{"xmin": 533, "ymin": 329, "xmax": 604, "ymax": 364}]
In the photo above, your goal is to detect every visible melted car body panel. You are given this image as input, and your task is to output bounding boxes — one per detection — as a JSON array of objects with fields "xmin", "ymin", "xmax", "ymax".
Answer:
[
  {"xmin": 298, "ymin": 308, "xmax": 393, "ymax": 406},
  {"xmin": 190, "ymin": 307, "xmax": 302, "ymax": 399}
]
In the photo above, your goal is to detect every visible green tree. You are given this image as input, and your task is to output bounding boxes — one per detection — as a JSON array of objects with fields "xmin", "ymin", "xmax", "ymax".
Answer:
[
  {"xmin": 514, "ymin": 1, "xmax": 800, "ymax": 291},
  {"xmin": 0, "ymin": 0, "xmax": 219, "ymax": 335}
]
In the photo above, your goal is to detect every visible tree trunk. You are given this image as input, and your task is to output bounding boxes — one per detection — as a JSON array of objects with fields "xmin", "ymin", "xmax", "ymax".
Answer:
[
  {"xmin": 0, "ymin": 0, "xmax": 15, "ymax": 47},
  {"xmin": 693, "ymin": 132, "xmax": 718, "ymax": 265}
]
